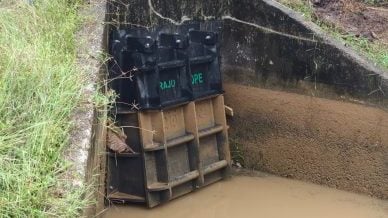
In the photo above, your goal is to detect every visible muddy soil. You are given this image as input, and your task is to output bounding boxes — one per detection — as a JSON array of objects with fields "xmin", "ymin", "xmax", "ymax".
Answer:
[
  {"xmin": 224, "ymin": 83, "xmax": 388, "ymax": 199},
  {"xmin": 312, "ymin": 0, "xmax": 388, "ymax": 44},
  {"xmin": 103, "ymin": 173, "xmax": 388, "ymax": 218}
]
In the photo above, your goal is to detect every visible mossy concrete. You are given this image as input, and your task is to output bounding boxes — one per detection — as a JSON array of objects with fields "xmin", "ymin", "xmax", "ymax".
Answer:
[{"xmin": 68, "ymin": 0, "xmax": 108, "ymax": 216}]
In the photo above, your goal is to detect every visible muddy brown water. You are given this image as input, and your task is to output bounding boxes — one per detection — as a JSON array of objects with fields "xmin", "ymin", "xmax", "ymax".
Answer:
[{"xmin": 102, "ymin": 174, "xmax": 388, "ymax": 218}]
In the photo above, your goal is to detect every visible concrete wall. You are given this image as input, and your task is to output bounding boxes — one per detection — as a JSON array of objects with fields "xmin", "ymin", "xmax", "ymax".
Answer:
[
  {"xmin": 220, "ymin": 0, "xmax": 388, "ymax": 199},
  {"xmin": 106, "ymin": 0, "xmax": 388, "ymax": 198},
  {"xmin": 222, "ymin": 0, "xmax": 388, "ymax": 103},
  {"xmin": 71, "ymin": 1, "xmax": 108, "ymax": 216}
]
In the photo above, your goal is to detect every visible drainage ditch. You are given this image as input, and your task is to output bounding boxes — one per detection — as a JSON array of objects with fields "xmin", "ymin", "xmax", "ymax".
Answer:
[{"xmin": 88, "ymin": 0, "xmax": 388, "ymax": 216}]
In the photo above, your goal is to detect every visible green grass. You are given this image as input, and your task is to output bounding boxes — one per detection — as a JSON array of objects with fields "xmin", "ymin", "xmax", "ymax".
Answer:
[
  {"xmin": 277, "ymin": 0, "xmax": 388, "ymax": 70},
  {"xmin": 320, "ymin": 24, "xmax": 388, "ymax": 69},
  {"xmin": 0, "ymin": 0, "xmax": 88, "ymax": 217},
  {"xmin": 229, "ymin": 139, "xmax": 246, "ymax": 167},
  {"xmin": 361, "ymin": 0, "xmax": 387, "ymax": 6}
]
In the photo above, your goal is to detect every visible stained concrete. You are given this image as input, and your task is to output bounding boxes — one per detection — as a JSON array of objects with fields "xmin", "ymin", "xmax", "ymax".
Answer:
[
  {"xmin": 221, "ymin": 0, "xmax": 386, "ymax": 103},
  {"xmin": 68, "ymin": 0, "xmax": 108, "ymax": 216},
  {"xmin": 107, "ymin": 0, "xmax": 387, "ymax": 102},
  {"xmin": 225, "ymin": 83, "xmax": 388, "ymax": 199}
]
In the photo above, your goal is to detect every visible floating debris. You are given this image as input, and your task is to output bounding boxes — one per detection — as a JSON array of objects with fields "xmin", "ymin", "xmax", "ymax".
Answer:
[{"xmin": 107, "ymin": 121, "xmax": 135, "ymax": 154}]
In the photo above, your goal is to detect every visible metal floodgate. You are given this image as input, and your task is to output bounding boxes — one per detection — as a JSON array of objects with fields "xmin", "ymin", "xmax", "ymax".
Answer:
[{"xmin": 106, "ymin": 95, "xmax": 231, "ymax": 207}]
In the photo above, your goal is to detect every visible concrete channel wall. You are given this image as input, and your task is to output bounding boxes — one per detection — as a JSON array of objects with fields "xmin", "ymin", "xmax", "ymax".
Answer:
[
  {"xmin": 88, "ymin": 0, "xmax": 388, "ymax": 205},
  {"xmin": 218, "ymin": 0, "xmax": 388, "ymax": 199},
  {"xmin": 71, "ymin": 0, "xmax": 108, "ymax": 216}
]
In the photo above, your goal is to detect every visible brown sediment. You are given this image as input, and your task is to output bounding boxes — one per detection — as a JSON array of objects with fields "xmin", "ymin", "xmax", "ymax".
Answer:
[
  {"xmin": 103, "ymin": 175, "xmax": 388, "ymax": 218},
  {"xmin": 224, "ymin": 83, "xmax": 388, "ymax": 199}
]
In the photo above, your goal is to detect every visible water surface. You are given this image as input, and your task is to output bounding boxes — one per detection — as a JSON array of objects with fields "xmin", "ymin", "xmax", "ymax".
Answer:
[{"xmin": 103, "ymin": 175, "xmax": 388, "ymax": 218}]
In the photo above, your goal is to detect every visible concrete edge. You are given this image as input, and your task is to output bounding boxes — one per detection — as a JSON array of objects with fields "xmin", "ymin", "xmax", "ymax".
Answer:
[
  {"xmin": 65, "ymin": 0, "xmax": 107, "ymax": 216},
  {"xmin": 264, "ymin": 0, "xmax": 388, "ymax": 77}
]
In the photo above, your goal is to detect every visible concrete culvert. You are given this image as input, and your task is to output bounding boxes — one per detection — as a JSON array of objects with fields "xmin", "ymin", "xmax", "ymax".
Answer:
[{"xmin": 80, "ymin": 0, "xmax": 388, "ymax": 217}]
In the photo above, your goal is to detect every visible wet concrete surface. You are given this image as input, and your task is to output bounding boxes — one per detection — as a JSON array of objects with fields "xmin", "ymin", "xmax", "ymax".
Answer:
[
  {"xmin": 102, "ymin": 173, "xmax": 388, "ymax": 218},
  {"xmin": 224, "ymin": 83, "xmax": 388, "ymax": 199}
]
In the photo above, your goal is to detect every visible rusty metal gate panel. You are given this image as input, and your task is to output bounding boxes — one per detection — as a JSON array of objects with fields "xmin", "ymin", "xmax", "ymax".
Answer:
[{"xmin": 106, "ymin": 94, "xmax": 230, "ymax": 207}]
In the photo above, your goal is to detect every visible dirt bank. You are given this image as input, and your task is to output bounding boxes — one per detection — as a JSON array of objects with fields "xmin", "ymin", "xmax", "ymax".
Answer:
[
  {"xmin": 224, "ymin": 83, "xmax": 388, "ymax": 199},
  {"xmin": 313, "ymin": 0, "xmax": 388, "ymax": 44},
  {"xmin": 103, "ymin": 174, "xmax": 388, "ymax": 218}
]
